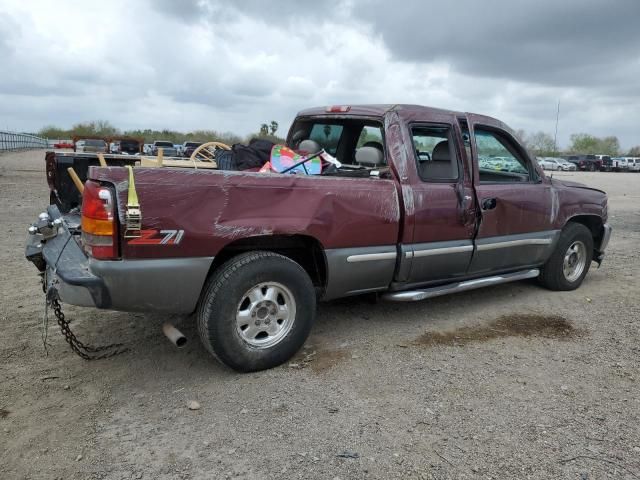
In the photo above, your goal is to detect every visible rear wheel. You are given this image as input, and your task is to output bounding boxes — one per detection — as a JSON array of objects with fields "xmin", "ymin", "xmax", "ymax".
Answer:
[
  {"xmin": 539, "ymin": 223, "xmax": 593, "ymax": 291},
  {"xmin": 197, "ymin": 251, "xmax": 316, "ymax": 372}
]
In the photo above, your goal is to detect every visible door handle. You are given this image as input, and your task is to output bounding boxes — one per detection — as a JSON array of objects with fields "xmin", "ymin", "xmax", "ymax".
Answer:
[{"xmin": 481, "ymin": 197, "xmax": 497, "ymax": 210}]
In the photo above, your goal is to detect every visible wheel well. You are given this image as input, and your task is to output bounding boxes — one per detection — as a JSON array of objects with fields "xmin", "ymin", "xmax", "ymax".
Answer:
[
  {"xmin": 567, "ymin": 215, "xmax": 603, "ymax": 246},
  {"xmin": 208, "ymin": 235, "xmax": 327, "ymax": 290}
]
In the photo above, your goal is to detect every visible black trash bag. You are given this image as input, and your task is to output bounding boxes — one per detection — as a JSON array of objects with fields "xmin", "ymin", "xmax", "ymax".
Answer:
[{"xmin": 218, "ymin": 139, "xmax": 275, "ymax": 171}]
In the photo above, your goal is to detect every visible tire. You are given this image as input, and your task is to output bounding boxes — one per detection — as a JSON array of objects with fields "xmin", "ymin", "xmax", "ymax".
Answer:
[
  {"xmin": 197, "ymin": 251, "xmax": 316, "ymax": 372},
  {"xmin": 539, "ymin": 223, "xmax": 593, "ymax": 291}
]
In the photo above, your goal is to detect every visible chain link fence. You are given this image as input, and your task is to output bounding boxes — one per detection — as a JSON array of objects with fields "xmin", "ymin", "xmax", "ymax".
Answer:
[{"xmin": 0, "ymin": 130, "xmax": 48, "ymax": 151}]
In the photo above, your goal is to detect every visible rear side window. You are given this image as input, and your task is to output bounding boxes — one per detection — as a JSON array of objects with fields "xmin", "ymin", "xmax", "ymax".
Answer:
[
  {"xmin": 309, "ymin": 124, "xmax": 343, "ymax": 155},
  {"xmin": 411, "ymin": 125, "xmax": 459, "ymax": 181}
]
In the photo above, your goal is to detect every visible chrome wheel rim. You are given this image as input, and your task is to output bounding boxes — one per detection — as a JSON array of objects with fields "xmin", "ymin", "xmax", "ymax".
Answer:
[
  {"xmin": 235, "ymin": 282, "xmax": 296, "ymax": 348},
  {"xmin": 563, "ymin": 240, "xmax": 587, "ymax": 282}
]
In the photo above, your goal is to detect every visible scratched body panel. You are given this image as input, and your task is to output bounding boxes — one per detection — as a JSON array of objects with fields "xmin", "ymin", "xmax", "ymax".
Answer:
[{"xmin": 89, "ymin": 166, "xmax": 401, "ymax": 259}]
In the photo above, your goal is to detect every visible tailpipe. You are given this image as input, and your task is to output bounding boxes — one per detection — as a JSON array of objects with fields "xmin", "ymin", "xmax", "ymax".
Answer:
[{"xmin": 162, "ymin": 322, "xmax": 187, "ymax": 348}]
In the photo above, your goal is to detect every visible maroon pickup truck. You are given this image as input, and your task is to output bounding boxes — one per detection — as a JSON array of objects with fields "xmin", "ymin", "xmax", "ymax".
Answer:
[{"xmin": 26, "ymin": 104, "xmax": 611, "ymax": 371}]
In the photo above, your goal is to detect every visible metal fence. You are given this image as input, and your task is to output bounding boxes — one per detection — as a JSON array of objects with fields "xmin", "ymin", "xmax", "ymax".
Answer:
[{"xmin": 0, "ymin": 130, "xmax": 48, "ymax": 151}]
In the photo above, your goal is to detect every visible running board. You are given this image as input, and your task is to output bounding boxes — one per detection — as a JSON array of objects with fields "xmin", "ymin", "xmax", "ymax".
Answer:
[{"xmin": 382, "ymin": 269, "xmax": 540, "ymax": 302}]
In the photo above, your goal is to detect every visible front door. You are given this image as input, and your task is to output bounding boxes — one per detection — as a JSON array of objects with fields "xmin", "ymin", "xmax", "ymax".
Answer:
[{"xmin": 467, "ymin": 124, "xmax": 556, "ymax": 275}]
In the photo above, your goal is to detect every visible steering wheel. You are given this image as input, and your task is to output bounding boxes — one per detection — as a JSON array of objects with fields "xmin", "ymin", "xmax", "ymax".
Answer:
[{"xmin": 190, "ymin": 141, "xmax": 231, "ymax": 163}]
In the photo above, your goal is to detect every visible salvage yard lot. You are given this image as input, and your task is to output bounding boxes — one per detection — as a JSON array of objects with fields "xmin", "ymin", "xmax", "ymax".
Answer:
[{"xmin": 1, "ymin": 150, "xmax": 639, "ymax": 479}]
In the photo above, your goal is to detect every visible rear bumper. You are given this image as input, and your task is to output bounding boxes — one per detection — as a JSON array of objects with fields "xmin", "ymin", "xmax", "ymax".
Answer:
[{"xmin": 26, "ymin": 207, "xmax": 213, "ymax": 314}]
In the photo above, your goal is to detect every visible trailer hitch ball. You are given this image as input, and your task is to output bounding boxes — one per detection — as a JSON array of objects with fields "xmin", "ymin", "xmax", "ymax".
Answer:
[
  {"xmin": 38, "ymin": 212, "xmax": 50, "ymax": 222},
  {"xmin": 28, "ymin": 225, "xmax": 38, "ymax": 235}
]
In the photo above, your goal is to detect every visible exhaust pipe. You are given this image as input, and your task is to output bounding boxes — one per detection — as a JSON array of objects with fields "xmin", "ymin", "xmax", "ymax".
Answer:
[{"xmin": 162, "ymin": 322, "xmax": 187, "ymax": 348}]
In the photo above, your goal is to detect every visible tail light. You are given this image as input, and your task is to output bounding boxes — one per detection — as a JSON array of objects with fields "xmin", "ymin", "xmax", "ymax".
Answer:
[{"xmin": 81, "ymin": 180, "xmax": 118, "ymax": 260}]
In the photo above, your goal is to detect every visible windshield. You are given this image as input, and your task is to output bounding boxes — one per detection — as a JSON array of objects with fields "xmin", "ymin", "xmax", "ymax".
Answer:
[
  {"xmin": 155, "ymin": 141, "xmax": 173, "ymax": 147},
  {"xmin": 185, "ymin": 142, "xmax": 201, "ymax": 148},
  {"xmin": 85, "ymin": 139, "xmax": 105, "ymax": 147}
]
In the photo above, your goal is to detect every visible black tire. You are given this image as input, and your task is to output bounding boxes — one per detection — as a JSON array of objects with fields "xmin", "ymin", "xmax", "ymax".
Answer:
[
  {"xmin": 539, "ymin": 223, "xmax": 593, "ymax": 291},
  {"xmin": 197, "ymin": 251, "xmax": 316, "ymax": 372}
]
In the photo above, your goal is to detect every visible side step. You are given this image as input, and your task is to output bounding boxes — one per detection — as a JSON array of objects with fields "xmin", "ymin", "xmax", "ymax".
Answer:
[{"xmin": 382, "ymin": 269, "xmax": 540, "ymax": 302}]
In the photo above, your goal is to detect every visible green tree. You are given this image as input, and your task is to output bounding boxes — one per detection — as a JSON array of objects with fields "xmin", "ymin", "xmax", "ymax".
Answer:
[
  {"xmin": 628, "ymin": 145, "xmax": 640, "ymax": 156},
  {"xmin": 569, "ymin": 133, "xmax": 600, "ymax": 154},
  {"xmin": 599, "ymin": 136, "xmax": 620, "ymax": 156},
  {"xmin": 260, "ymin": 123, "xmax": 269, "ymax": 136},
  {"xmin": 269, "ymin": 121, "xmax": 279, "ymax": 135},
  {"xmin": 527, "ymin": 131, "xmax": 556, "ymax": 156}
]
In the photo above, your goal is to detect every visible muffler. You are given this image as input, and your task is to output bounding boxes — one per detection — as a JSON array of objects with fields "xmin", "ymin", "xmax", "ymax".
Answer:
[{"xmin": 162, "ymin": 322, "xmax": 187, "ymax": 348}]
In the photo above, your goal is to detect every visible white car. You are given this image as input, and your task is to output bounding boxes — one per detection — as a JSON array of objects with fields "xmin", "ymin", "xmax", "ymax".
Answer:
[
  {"xmin": 537, "ymin": 157, "xmax": 558, "ymax": 171},
  {"xmin": 628, "ymin": 158, "xmax": 640, "ymax": 172},
  {"xmin": 538, "ymin": 157, "xmax": 576, "ymax": 171},
  {"xmin": 612, "ymin": 157, "xmax": 631, "ymax": 171}
]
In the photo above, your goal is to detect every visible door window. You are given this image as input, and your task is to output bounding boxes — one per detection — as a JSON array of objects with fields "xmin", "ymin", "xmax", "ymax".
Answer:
[
  {"xmin": 475, "ymin": 129, "xmax": 532, "ymax": 183},
  {"xmin": 411, "ymin": 125, "xmax": 459, "ymax": 181}
]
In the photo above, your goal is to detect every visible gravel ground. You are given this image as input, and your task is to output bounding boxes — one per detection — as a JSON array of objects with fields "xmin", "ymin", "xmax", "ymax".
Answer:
[{"xmin": 1, "ymin": 149, "xmax": 639, "ymax": 480}]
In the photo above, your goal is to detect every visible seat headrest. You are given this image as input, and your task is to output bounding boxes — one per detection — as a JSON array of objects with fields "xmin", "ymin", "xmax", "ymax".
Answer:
[
  {"xmin": 363, "ymin": 141, "xmax": 383, "ymax": 152},
  {"xmin": 432, "ymin": 141, "xmax": 450, "ymax": 161},
  {"xmin": 355, "ymin": 146, "xmax": 384, "ymax": 167},
  {"xmin": 298, "ymin": 139, "xmax": 322, "ymax": 155}
]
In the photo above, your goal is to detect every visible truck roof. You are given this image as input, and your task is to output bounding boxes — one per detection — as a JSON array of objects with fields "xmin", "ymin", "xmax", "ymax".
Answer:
[
  {"xmin": 296, "ymin": 104, "xmax": 509, "ymax": 133},
  {"xmin": 297, "ymin": 104, "xmax": 472, "ymax": 118}
]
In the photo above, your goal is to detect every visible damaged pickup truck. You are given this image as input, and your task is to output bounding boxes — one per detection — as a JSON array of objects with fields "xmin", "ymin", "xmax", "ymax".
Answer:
[{"xmin": 26, "ymin": 104, "xmax": 612, "ymax": 372}]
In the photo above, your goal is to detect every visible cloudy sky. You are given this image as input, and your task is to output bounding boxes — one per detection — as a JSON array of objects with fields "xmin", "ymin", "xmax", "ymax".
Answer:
[{"xmin": 1, "ymin": 0, "xmax": 639, "ymax": 148}]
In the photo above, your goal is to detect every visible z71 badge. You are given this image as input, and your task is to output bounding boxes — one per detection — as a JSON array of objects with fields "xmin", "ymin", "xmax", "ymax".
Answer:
[{"xmin": 128, "ymin": 229, "xmax": 184, "ymax": 245}]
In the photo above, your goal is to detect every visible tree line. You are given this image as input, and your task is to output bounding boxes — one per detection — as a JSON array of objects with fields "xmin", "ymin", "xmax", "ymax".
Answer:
[
  {"xmin": 38, "ymin": 120, "xmax": 639, "ymax": 156},
  {"xmin": 38, "ymin": 120, "xmax": 285, "ymax": 145},
  {"xmin": 515, "ymin": 130, "xmax": 639, "ymax": 157}
]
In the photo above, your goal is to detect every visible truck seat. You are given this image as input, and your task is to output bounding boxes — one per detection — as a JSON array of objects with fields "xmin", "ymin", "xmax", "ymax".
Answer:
[
  {"xmin": 355, "ymin": 146, "xmax": 384, "ymax": 167},
  {"xmin": 420, "ymin": 140, "xmax": 456, "ymax": 179}
]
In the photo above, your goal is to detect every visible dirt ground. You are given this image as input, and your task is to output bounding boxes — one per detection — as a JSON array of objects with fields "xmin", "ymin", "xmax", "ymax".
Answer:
[{"xmin": 1, "ymin": 149, "xmax": 639, "ymax": 480}]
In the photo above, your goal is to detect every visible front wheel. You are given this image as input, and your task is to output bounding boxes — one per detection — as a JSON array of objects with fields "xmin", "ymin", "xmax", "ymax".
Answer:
[
  {"xmin": 197, "ymin": 251, "xmax": 316, "ymax": 372},
  {"xmin": 539, "ymin": 223, "xmax": 593, "ymax": 291}
]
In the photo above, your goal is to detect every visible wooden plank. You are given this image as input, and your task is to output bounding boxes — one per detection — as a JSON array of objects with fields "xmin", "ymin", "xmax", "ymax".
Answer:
[
  {"xmin": 67, "ymin": 167, "xmax": 84, "ymax": 194},
  {"xmin": 139, "ymin": 157, "xmax": 218, "ymax": 169},
  {"xmin": 97, "ymin": 153, "xmax": 107, "ymax": 167}
]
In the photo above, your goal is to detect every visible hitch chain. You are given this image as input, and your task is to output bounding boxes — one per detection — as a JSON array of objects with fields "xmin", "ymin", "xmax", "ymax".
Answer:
[{"xmin": 48, "ymin": 293, "xmax": 128, "ymax": 360}]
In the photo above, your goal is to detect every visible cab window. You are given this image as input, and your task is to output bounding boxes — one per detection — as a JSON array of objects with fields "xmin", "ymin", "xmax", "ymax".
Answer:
[
  {"xmin": 411, "ymin": 125, "xmax": 459, "ymax": 181},
  {"xmin": 308, "ymin": 124, "xmax": 343, "ymax": 156},
  {"xmin": 475, "ymin": 129, "xmax": 532, "ymax": 183}
]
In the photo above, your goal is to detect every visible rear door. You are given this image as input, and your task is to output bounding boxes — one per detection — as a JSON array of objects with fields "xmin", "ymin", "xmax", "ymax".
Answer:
[
  {"xmin": 466, "ymin": 119, "xmax": 557, "ymax": 275},
  {"xmin": 401, "ymin": 119, "xmax": 477, "ymax": 285}
]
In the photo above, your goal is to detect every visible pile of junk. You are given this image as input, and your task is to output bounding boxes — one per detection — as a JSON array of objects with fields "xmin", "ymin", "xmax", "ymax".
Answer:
[{"xmin": 213, "ymin": 138, "xmax": 341, "ymax": 175}]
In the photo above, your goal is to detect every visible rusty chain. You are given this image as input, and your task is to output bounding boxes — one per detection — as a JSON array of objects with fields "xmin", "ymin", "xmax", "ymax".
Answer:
[{"xmin": 48, "ymin": 292, "xmax": 129, "ymax": 360}]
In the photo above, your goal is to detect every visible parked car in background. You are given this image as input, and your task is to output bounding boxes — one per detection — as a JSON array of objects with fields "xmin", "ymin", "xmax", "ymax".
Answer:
[
  {"xmin": 612, "ymin": 157, "xmax": 632, "ymax": 172},
  {"xmin": 182, "ymin": 141, "xmax": 203, "ymax": 157},
  {"xmin": 151, "ymin": 140, "xmax": 178, "ymax": 157},
  {"xmin": 53, "ymin": 140, "xmax": 74, "ymax": 149},
  {"xmin": 143, "ymin": 143, "xmax": 153, "ymax": 155},
  {"xmin": 76, "ymin": 138, "xmax": 107, "ymax": 153},
  {"xmin": 75, "ymin": 140, "xmax": 86, "ymax": 151},
  {"xmin": 537, "ymin": 157, "xmax": 559, "ymax": 171},
  {"xmin": 113, "ymin": 137, "xmax": 143, "ymax": 155},
  {"xmin": 538, "ymin": 157, "xmax": 576, "ymax": 171},
  {"xmin": 565, "ymin": 154, "xmax": 603, "ymax": 171},
  {"xmin": 628, "ymin": 158, "xmax": 640, "ymax": 172}
]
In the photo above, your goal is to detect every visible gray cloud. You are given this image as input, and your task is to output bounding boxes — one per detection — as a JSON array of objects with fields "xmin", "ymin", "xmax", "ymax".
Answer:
[
  {"xmin": 0, "ymin": 0, "xmax": 639, "ymax": 149},
  {"xmin": 358, "ymin": 0, "xmax": 640, "ymax": 87}
]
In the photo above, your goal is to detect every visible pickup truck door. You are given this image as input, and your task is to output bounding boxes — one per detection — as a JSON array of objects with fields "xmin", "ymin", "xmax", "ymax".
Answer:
[
  {"xmin": 398, "ymin": 120, "xmax": 477, "ymax": 286},
  {"xmin": 466, "ymin": 119, "xmax": 557, "ymax": 275}
]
